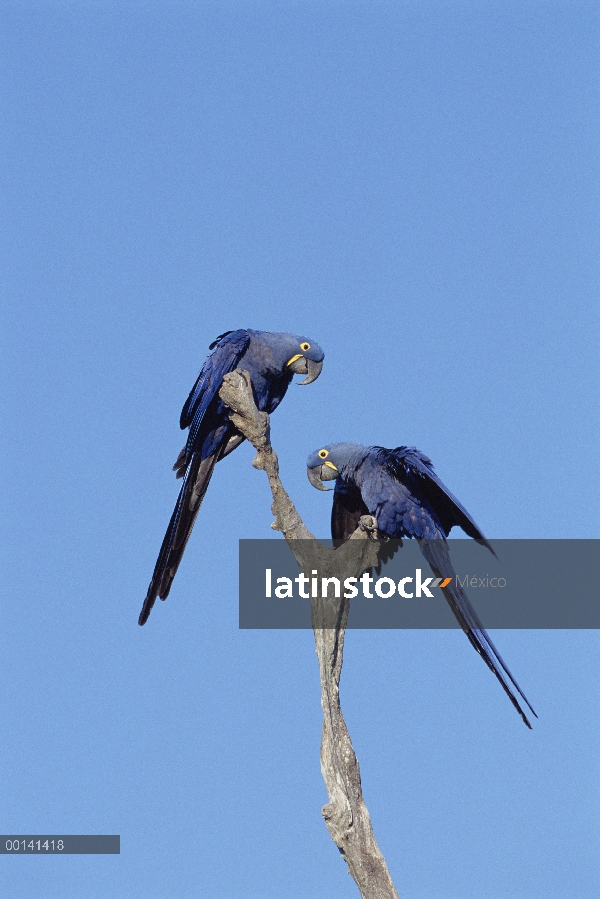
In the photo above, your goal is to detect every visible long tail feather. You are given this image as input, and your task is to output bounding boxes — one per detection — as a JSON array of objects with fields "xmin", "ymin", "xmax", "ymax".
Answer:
[
  {"xmin": 138, "ymin": 449, "xmax": 221, "ymax": 625},
  {"xmin": 419, "ymin": 538, "xmax": 537, "ymax": 728}
]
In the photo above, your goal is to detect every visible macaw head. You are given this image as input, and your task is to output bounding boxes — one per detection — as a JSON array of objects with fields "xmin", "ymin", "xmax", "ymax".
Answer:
[
  {"xmin": 269, "ymin": 332, "xmax": 325, "ymax": 384},
  {"xmin": 306, "ymin": 442, "xmax": 367, "ymax": 491}
]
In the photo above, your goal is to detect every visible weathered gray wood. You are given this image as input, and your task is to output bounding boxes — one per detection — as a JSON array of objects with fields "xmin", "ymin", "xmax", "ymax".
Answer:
[{"xmin": 219, "ymin": 370, "xmax": 400, "ymax": 899}]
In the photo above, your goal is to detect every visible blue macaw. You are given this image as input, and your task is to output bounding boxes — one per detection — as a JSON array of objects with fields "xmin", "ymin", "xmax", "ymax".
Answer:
[
  {"xmin": 306, "ymin": 442, "xmax": 536, "ymax": 728},
  {"xmin": 139, "ymin": 329, "xmax": 324, "ymax": 625}
]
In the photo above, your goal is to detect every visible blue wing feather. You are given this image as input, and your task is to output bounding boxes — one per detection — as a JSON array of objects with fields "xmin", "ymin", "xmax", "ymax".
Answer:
[
  {"xmin": 180, "ymin": 330, "xmax": 250, "ymax": 431},
  {"xmin": 377, "ymin": 446, "xmax": 495, "ymax": 552},
  {"xmin": 359, "ymin": 452, "xmax": 440, "ymax": 540}
]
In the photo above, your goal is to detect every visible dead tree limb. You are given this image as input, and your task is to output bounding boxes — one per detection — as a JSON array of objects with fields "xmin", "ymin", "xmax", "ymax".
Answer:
[{"xmin": 219, "ymin": 370, "xmax": 400, "ymax": 899}]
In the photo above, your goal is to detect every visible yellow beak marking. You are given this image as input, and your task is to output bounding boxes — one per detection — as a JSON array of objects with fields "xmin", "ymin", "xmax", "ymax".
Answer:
[
  {"xmin": 286, "ymin": 354, "xmax": 303, "ymax": 366},
  {"xmin": 324, "ymin": 461, "xmax": 338, "ymax": 471}
]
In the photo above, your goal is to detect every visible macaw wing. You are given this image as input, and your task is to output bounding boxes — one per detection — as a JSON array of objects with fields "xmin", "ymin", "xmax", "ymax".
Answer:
[
  {"xmin": 180, "ymin": 329, "xmax": 250, "ymax": 431},
  {"xmin": 208, "ymin": 330, "xmax": 236, "ymax": 350},
  {"xmin": 380, "ymin": 446, "xmax": 495, "ymax": 553}
]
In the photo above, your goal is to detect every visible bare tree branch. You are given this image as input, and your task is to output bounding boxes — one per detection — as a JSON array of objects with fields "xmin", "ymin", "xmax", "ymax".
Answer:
[{"xmin": 219, "ymin": 370, "xmax": 400, "ymax": 899}]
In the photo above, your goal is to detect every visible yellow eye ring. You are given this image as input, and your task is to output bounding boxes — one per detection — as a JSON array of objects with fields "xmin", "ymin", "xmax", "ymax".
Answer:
[
  {"xmin": 318, "ymin": 449, "xmax": 328, "ymax": 459},
  {"xmin": 300, "ymin": 342, "xmax": 310, "ymax": 351}
]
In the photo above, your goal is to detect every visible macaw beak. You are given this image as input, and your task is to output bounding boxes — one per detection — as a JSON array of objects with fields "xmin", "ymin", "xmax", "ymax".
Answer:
[
  {"xmin": 286, "ymin": 356, "xmax": 323, "ymax": 385},
  {"xmin": 307, "ymin": 462, "xmax": 338, "ymax": 491}
]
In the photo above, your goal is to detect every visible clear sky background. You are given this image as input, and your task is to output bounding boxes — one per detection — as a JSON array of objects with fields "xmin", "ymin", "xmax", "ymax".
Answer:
[{"xmin": 1, "ymin": 3, "xmax": 599, "ymax": 898}]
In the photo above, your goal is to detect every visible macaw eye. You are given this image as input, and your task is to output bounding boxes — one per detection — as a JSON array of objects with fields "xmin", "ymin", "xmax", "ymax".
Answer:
[
  {"xmin": 318, "ymin": 449, "xmax": 328, "ymax": 459},
  {"xmin": 300, "ymin": 342, "xmax": 310, "ymax": 352}
]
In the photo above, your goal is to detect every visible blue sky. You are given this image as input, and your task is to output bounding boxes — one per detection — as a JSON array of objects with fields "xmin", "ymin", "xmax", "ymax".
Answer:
[{"xmin": 1, "ymin": 3, "xmax": 599, "ymax": 897}]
